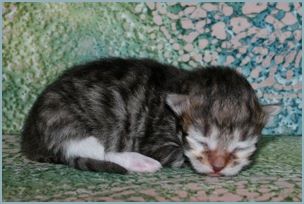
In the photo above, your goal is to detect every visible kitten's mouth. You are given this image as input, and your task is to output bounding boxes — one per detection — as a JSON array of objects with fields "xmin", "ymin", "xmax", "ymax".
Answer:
[{"xmin": 209, "ymin": 172, "xmax": 221, "ymax": 177}]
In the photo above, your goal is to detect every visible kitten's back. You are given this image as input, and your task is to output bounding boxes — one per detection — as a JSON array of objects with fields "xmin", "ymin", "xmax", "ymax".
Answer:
[{"xmin": 21, "ymin": 58, "xmax": 184, "ymax": 173}]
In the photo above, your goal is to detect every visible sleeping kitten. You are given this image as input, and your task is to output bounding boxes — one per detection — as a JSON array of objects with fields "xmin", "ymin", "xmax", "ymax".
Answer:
[{"xmin": 21, "ymin": 58, "xmax": 280, "ymax": 176}]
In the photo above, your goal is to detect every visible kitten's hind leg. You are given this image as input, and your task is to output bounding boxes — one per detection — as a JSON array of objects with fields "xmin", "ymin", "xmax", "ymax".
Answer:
[
  {"xmin": 68, "ymin": 157, "xmax": 128, "ymax": 174},
  {"xmin": 64, "ymin": 136, "xmax": 127, "ymax": 174},
  {"xmin": 105, "ymin": 152, "xmax": 162, "ymax": 173},
  {"xmin": 63, "ymin": 137, "xmax": 161, "ymax": 173}
]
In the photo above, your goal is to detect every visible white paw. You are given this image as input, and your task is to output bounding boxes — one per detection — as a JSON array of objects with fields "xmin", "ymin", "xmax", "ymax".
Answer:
[
  {"xmin": 106, "ymin": 152, "xmax": 162, "ymax": 173},
  {"xmin": 127, "ymin": 153, "xmax": 162, "ymax": 173}
]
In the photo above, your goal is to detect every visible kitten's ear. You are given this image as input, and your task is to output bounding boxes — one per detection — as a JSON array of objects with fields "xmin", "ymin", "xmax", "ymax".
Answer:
[
  {"xmin": 166, "ymin": 94, "xmax": 190, "ymax": 115},
  {"xmin": 262, "ymin": 104, "xmax": 281, "ymax": 122}
]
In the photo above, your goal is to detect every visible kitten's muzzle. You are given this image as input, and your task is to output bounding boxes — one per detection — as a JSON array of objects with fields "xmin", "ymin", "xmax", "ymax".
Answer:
[{"xmin": 207, "ymin": 150, "xmax": 231, "ymax": 173}]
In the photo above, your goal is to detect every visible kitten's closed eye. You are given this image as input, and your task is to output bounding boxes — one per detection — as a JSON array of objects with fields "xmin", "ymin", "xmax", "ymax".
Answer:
[
  {"xmin": 233, "ymin": 145, "xmax": 256, "ymax": 159},
  {"xmin": 229, "ymin": 136, "xmax": 258, "ymax": 152},
  {"xmin": 233, "ymin": 146, "xmax": 249, "ymax": 152},
  {"xmin": 199, "ymin": 141, "xmax": 208, "ymax": 149}
]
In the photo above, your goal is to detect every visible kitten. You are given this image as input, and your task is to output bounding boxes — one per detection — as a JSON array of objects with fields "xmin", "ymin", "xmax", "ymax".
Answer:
[{"xmin": 21, "ymin": 58, "xmax": 280, "ymax": 176}]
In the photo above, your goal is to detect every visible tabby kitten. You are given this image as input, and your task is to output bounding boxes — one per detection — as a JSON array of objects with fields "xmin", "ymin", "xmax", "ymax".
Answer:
[{"xmin": 21, "ymin": 58, "xmax": 280, "ymax": 176}]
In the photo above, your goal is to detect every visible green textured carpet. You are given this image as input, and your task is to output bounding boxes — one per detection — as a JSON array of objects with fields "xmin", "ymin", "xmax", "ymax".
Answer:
[{"xmin": 3, "ymin": 135, "xmax": 301, "ymax": 202}]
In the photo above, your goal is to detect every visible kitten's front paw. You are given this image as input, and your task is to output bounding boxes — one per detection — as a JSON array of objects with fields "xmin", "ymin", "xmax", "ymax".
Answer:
[{"xmin": 127, "ymin": 153, "xmax": 162, "ymax": 173}]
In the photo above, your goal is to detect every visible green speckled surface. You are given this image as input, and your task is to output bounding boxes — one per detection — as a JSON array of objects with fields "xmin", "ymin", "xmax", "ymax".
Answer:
[
  {"xmin": 3, "ymin": 134, "xmax": 301, "ymax": 202},
  {"xmin": 2, "ymin": 2, "xmax": 302, "ymax": 135}
]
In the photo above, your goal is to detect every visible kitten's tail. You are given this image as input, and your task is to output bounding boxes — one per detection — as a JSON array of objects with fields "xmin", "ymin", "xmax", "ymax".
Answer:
[{"xmin": 67, "ymin": 157, "xmax": 128, "ymax": 174}]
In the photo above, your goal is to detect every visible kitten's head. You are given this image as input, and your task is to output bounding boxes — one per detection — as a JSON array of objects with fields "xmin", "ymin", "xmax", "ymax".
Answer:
[{"xmin": 166, "ymin": 68, "xmax": 280, "ymax": 176}]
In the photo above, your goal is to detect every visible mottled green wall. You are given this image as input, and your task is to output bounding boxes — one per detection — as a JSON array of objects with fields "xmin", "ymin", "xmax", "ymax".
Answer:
[{"xmin": 3, "ymin": 2, "xmax": 302, "ymax": 135}]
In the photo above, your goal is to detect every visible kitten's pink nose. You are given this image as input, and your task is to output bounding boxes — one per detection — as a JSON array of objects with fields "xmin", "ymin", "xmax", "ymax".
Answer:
[
  {"xmin": 208, "ymin": 152, "xmax": 228, "ymax": 173},
  {"xmin": 211, "ymin": 157, "xmax": 226, "ymax": 172}
]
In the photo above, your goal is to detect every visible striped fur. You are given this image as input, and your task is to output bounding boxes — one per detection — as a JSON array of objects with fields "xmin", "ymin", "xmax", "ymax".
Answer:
[{"xmin": 21, "ymin": 58, "xmax": 278, "ymax": 175}]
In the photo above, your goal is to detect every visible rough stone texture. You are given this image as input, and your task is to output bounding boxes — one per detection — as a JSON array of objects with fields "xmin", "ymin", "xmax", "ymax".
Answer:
[
  {"xmin": 2, "ymin": 3, "xmax": 302, "ymax": 134},
  {"xmin": 3, "ymin": 134, "xmax": 301, "ymax": 202}
]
